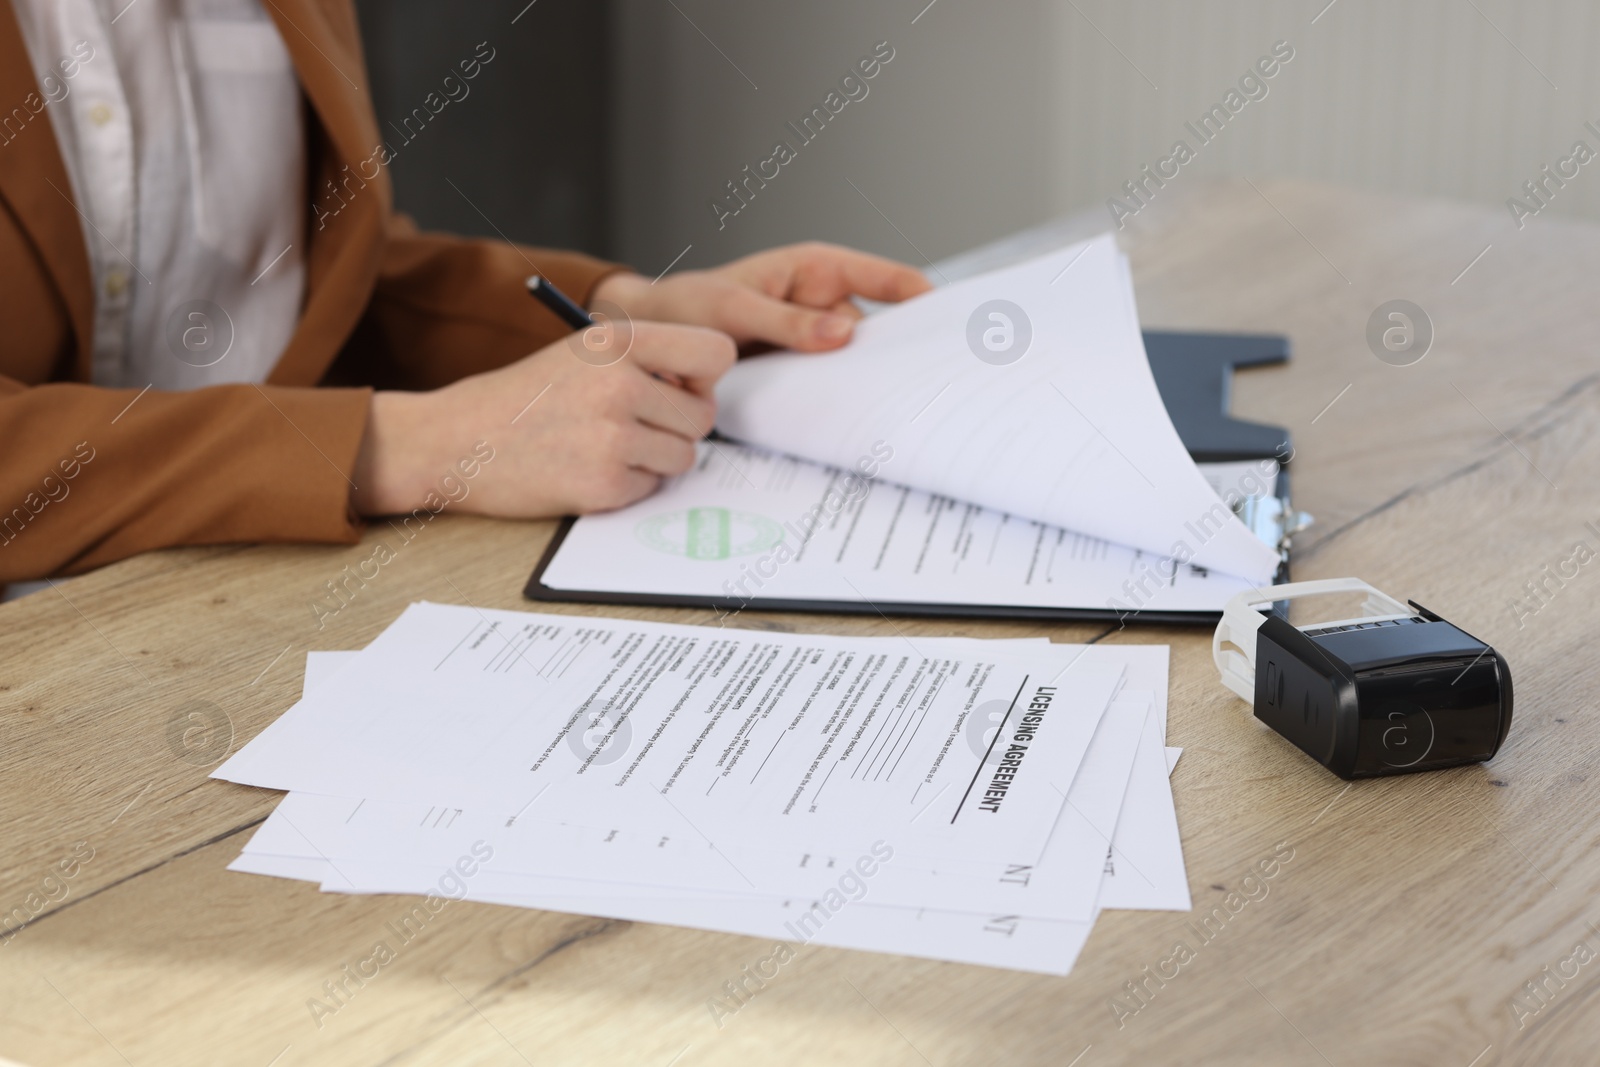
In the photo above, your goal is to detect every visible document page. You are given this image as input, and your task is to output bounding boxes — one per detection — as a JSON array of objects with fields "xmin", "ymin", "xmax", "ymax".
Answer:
[
  {"xmin": 540, "ymin": 440, "xmax": 1272, "ymax": 616},
  {"xmin": 1096, "ymin": 708, "xmax": 1192, "ymax": 911},
  {"xmin": 714, "ymin": 233, "xmax": 1281, "ymax": 583},
  {"xmin": 232, "ymin": 686, "xmax": 1149, "ymax": 921},
  {"xmin": 228, "ymin": 638, "xmax": 1183, "ymax": 975},
  {"xmin": 216, "ymin": 604, "xmax": 1124, "ymax": 865}
]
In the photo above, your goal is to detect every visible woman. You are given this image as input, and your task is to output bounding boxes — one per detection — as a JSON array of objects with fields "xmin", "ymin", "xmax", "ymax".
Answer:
[{"xmin": 0, "ymin": 0, "xmax": 929, "ymax": 592}]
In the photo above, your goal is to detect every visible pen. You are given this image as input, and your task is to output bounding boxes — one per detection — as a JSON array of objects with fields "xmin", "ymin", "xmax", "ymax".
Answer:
[
  {"xmin": 525, "ymin": 272, "xmax": 685, "ymax": 389},
  {"xmin": 525, "ymin": 274, "xmax": 595, "ymax": 330}
]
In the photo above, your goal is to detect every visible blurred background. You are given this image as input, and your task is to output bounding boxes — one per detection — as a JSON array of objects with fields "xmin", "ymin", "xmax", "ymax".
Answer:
[{"xmin": 356, "ymin": 0, "xmax": 1596, "ymax": 274}]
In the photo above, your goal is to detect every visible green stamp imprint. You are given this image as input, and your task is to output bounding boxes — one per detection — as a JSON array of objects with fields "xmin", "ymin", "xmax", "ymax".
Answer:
[{"xmin": 634, "ymin": 507, "xmax": 784, "ymax": 561}]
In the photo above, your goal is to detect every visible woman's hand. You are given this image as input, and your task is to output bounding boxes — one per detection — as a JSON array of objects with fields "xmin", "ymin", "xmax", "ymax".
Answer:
[
  {"xmin": 590, "ymin": 242, "xmax": 932, "ymax": 353},
  {"xmin": 351, "ymin": 321, "xmax": 735, "ymax": 518}
]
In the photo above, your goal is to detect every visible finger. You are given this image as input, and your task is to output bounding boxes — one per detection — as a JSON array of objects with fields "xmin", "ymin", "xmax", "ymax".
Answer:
[
  {"xmin": 622, "ymin": 423, "xmax": 699, "ymax": 478},
  {"xmin": 627, "ymin": 322, "xmax": 737, "ymax": 397},
  {"xmin": 635, "ymin": 375, "xmax": 716, "ymax": 439},
  {"xmin": 786, "ymin": 244, "xmax": 934, "ymax": 307},
  {"xmin": 828, "ymin": 297, "xmax": 865, "ymax": 322},
  {"xmin": 717, "ymin": 284, "xmax": 858, "ymax": 352}
]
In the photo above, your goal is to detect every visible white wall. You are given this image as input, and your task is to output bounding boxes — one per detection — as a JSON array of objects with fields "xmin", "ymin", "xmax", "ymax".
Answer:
[
  {"xmin": 609, "ymin": 0, "xmax": 1054, "ymax": 272},
  {"xmin": 611, "ymin": 0, "xmax": 1600, "ymax": 272}
]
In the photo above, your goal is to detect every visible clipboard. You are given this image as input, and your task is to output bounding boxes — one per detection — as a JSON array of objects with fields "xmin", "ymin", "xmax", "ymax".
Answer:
[{"xmin": 525, "ymin": 331, "xmax": 1300, "ymax": 624}]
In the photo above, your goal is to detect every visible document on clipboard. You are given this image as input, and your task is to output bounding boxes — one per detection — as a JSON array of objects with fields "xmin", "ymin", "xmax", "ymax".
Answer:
[{"xmin": 527, "ymin": 234, "xmax": 1303, "ymax": 623}]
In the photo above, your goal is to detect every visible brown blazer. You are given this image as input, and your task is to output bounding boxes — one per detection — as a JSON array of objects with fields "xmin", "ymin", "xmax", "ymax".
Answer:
[{"xmin": 0, "ymin": 0, "xmax": 622, "ymax": 586}]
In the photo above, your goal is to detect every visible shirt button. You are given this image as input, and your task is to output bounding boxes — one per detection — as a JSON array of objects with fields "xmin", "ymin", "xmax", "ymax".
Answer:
[
  {"xmin": 104, "ymin": 269, "xmax": 128, "ymax": 297},
  {"xmin": 88, "ymin": 102, "xmax": 114, "ymax": 126}
]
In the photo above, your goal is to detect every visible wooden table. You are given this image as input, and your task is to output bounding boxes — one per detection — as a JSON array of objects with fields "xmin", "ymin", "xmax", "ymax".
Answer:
[{"xmin": 4, "ymin": 179, "xmax": 1598, "ymax": 1066}]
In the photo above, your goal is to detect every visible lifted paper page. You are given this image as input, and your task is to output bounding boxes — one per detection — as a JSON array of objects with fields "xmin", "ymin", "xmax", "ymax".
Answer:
[{"xmin": 715, "ymin": 234, "xmax": 1279, "ymax": 583}]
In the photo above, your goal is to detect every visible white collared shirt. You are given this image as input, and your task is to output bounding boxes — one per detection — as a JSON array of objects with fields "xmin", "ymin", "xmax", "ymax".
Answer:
[{"xmin": 12, "ymin": 0, "xmax": 306, "ymax": 389}]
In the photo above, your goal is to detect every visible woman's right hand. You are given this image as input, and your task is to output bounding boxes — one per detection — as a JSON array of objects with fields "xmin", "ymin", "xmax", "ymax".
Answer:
[{"xmin": 350, "ymin": 320, "xmax": 737, "ymax": 518}]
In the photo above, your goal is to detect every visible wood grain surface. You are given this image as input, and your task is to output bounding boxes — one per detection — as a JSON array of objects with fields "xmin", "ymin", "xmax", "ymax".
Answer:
[{"xmin": 3, "ymin": 179, "xmax": 1597, "ymax": 1066}]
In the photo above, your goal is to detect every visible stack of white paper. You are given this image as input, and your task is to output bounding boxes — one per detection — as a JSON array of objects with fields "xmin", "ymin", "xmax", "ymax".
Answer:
[{"xmin": 216, "ymin": 602, "xmax": 1190, "ymax": 975}]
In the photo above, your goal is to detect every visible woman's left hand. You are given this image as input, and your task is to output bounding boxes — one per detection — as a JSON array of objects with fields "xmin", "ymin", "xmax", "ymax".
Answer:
[{"xmin": 589, "ymin": 241, "xmax": 933, "ymax": 353}]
